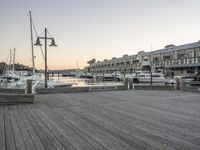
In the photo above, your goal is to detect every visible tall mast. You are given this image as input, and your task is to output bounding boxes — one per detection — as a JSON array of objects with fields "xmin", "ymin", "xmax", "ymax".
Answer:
[
  {"xmin": 12, "ymin": 48, "xmax": 15, "ymax": 71},
  {"xmin": 9, "ymin": 49, "xmax": 12, "ymax": 71},
  {"xmin": 29, "ymin": 11, "xmax": 35, "ymax": 74},
  {"xmin": 76, "ymin": 59, "xmax": 78, "ymax": 71}
]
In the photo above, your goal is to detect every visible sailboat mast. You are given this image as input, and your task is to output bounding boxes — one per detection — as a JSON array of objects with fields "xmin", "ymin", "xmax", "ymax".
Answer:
[
  {"xmin": 9, "ymin": 49, "xmax": 12, "ymax": 71},
  {"xmin": 76, "ymin": 59, "xmax": 78, "ymax": 71},
  {"xmin": 29, "ymin": 11, "xmax": 35, "ymax": 74},
  {"xmin": 12, "ymin": 48, "xmax": 15, "ymax": 71}
]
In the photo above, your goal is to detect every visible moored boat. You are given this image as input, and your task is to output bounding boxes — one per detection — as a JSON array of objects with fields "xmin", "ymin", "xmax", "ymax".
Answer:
[{"xmin": 133, "ymin": 73, "xmax": 165, "ymax": 83}]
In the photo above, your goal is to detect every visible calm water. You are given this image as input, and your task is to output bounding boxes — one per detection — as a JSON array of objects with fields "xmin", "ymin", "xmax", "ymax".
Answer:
[
  {"xmin": 50, "ymin": 76, "xmax": 123, "ymax": 87},
  {"xmin": 50, "ymin": 76, "xmax": 168, "ymax": 87}
]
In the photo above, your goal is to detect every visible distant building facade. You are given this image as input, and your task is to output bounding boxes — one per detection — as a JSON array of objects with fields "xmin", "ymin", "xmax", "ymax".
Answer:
[{"xmin": 87, "ymin": 41, "xmax": 200, "ymax": 76}]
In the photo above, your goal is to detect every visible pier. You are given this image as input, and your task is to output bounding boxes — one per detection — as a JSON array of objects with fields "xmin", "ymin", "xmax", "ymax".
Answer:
[{"xmin": 0, "ymin": 90, "xmax": 200, "ymax": 149}]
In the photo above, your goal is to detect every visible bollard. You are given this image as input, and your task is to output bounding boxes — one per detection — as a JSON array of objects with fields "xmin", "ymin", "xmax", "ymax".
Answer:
[
  {"xmin": 27, "ymin": 80, "xmax": 32, "ymax": 94},
  {"xmin": 124, "ymin": 78, "xmax": 129, "ymax": 89},
  {"xmin": 129, "ymin": 78, "xmax": 133, "ymax": 89},
  {"xmin": 176, "ymin": 78, "xmax": 180, "ymax": 90}
]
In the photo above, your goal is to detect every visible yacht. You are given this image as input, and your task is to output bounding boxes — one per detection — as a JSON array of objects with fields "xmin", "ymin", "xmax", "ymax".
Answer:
[
  {"xmin": 134, "ymin": 73, "xmax": 165, "ymax": 83},
  {"xmin": 85, "ymin": 72, "xmax": 93, "ymax": 79},
  {"xmin": 2, "ymin": 71, "xmax": 20, "ymax": 81},
  {"xmin": 112, "ymin": 71, "xmax": 124, "ymax": 81},
  {"xmin": 96, "ymin": 73, "xmax": 104, "ymax": 80},
  {"xmin": 103, "ymin": 73, "xmax": 114, "ymax": 81}
]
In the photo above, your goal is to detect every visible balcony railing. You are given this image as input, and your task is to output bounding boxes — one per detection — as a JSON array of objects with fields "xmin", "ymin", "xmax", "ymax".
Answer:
[{"xmin": 153, "ymin": 57, "xmax": 200, "ymax": 67}]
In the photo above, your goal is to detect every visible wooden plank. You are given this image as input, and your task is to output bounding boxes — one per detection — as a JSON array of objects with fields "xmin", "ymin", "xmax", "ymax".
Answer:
[
  {"xmin": 86, "ymin": 91, "xmax": 200, "ymax": 149},
  {"xmin": 4, "ymin": 106, "xmax": 16, "ymax": 150},
  {"xmin": 12, "ymin": 105, "xmax": 36, "ymax": 150},
  {"xmin": 0, "ymin": 94, "xmax": 34, "ymax": 104},
  {"xmin": 0, "ymin": 106, "xmax": 5, "ymax": 150},
  {"xmin": 56, "ymin": 108, "xmax": 137, "ymax": 150},
  {"xmin": 0, "ymin": 88, "xmax": 25, "ymax": 94},
  {"xmin": 53, "ymin": 91, "xmax": 200, "ymax": 149},
  {"xmin": 24, "ymin": 104, "xmax": 66, "ymax": 150},
  {"xmin": 66, "ymin": 107, "xmax": 161, "ymax": 149},
  {"xmin": 38, "ymin": 104, "xmax": 100, "ymax": 150},
  {"xmin": 40, "ymin": 104, "xmax": 135, "ymax": 150},
  {"xmin": 73, "ymin": 103, "xmax": 198, "ymax": 149},
  {"xmin": 19, "ymin": 105, "xmax": 57, "ymax": 150},
  {"xmin": 1, "ymin": 90, "xmax": 200, "ymax": 150},
  {"xmin": 17, "ymin": 105, "xmax": 46, "ymax": 150},
  {"xmin": 9, "ymin": 105, "xmax": 26, "ymax": 150},
  {"xmin": 31, "ymin": 104, "xmax": 78, "ymax": 150}
]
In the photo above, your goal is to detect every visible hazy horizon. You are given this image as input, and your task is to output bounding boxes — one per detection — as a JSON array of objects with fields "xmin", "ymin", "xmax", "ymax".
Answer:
[{"xmin": 1, "ymin": 0, "xmax": 200, "ymax": 70}]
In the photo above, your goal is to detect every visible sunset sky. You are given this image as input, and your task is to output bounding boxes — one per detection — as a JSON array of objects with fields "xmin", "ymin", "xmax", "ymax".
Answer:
[{"xmin": 1, "ymin": 0, "xmax": 200, "ymax": 70}]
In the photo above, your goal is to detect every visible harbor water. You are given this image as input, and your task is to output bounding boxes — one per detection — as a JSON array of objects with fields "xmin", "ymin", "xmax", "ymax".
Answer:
[
  {"xmin": 50, "ymin": 76, "xmax": 124, "ymax": 87},
  {"xmin": 50, "ymin": 76, "xmax": 168, "ymax": 87}
]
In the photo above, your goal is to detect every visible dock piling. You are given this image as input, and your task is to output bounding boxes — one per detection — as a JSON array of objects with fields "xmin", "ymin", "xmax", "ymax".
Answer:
[
  {"xmin": 27, "ymin": 80, "xmax": 32, "ymax": 94},
  {"xmin": 129, "ymin": 78, "xmax": 133, "ymax": 89},
  {"xmin": 124, "ymin": 78, "xmax": 129, "ymax": 89}
]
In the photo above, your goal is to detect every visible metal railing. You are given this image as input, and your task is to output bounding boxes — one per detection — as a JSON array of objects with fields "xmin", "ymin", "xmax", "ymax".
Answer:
[{"xmin": 152, "ymin": 57, "xmax": 200, "ymax": 67}]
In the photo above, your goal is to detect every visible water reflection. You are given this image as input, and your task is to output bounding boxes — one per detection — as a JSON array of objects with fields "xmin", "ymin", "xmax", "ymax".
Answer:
[{"xmin": 50, "ymin": 76, "xmax": 123, "ymax": 87}]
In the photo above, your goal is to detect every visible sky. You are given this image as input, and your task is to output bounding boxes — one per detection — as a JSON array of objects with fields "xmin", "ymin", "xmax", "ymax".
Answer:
[{"xmin": 1, "ymin": 0, "xmax": 200, "ymax": 70}]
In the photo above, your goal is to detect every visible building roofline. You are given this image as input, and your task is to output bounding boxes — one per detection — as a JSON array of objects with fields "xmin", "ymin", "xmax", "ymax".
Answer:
[{"xmin": 90, "ymin": 41, "xmax": 200, "ymax": 66}]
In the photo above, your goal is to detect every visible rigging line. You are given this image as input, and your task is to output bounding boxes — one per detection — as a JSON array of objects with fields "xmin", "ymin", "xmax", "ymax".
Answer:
[
  {"xmin": 14, "ymin": 13, "xmax": 29, "ymax": 47},
  {"xmin": 2, "ymin": 52, "xmax": 10, "ymax": 75},
  {"xmin": 39, "ymin": 29, "xmax": 45, "ymax": 37},
  {"xmin": 47, "ymin": 30, "xmax": 53, "ymax": 38},
  {"xmin": 32, "ymin": 20, "xmax": 45, "ymax": 60},
  {"xmin": 32, "ymin": 20, "xmax": 50, "ymax": 71}
]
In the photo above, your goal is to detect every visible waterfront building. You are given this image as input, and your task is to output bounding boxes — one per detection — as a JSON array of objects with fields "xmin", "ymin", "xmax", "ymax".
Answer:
[{"xmin": 86, "ymin": 41, "xmax": 200, "ymax": 77}]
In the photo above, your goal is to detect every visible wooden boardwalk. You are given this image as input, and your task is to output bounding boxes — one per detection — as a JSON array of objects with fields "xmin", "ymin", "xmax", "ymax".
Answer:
[{"xmin": 0, "ymin": 90, "xmax": 200, "ymax": 150}]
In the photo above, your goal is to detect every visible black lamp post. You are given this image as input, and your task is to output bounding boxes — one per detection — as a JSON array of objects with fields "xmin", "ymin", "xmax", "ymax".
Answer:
[
  {"xmin": 34, "ymin": 28, "xmax": 57, "ymax": 88},
  {"xmin": 150, "ymin": 66, "xmax": 153, "ymax": 86},
  {"xmin": 150, "ymin": 58, "xmax": 153, "ymax": 86}
]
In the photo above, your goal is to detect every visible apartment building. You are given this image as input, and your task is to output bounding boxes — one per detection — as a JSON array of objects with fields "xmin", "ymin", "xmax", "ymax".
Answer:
[{"xmin": 87, "ymin": 41, "xmax": 200, "ymax": 77}]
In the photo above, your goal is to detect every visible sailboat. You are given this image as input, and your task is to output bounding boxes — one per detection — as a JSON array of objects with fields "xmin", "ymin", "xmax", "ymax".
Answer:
[
  {"xmin": 1, "ymin": 11, "xmax": 73, "ymax": 90},
  {"xmin": 1, "ymin": 49, "xmax": 20, "ymax": 83}
]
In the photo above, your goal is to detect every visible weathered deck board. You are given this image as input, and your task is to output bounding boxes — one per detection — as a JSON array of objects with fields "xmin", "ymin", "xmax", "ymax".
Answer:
[
  {"xmin": 12, "ymin": 105, "xmax": 36, "ymax": 150},
  {"xmin": 0, "ymin": 106, "xmax": 5, "ymax": 150},
  {"xmin": 0, "ymin": 90, "xmax": 200, "ymax": 150},
  {"xmin": 17, "ymin": 105, "xmax": 46, "ymax": 150},
  {"xmin": 9, "ymin": 106, "xmax": 26, "ymax": 150},
  {"xmin": 41, "ymin": 105, "xmax": 134, "ymax": 150},
  {"xmin": 20, "ymin": 105, "xmax": 57, "ymax": 150},
  {"xmin": 4, "ymin": 106, "xmax": 16, "ymax": 150},
  {"xmin": 38, "ymin": 104, "xmax": 107, "ymax": 150},
  {"xmin": 30, "ymin": 105, "xmax": 77, "ymax": 150}
]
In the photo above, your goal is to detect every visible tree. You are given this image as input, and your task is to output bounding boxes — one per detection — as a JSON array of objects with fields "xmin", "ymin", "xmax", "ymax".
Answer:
[
  {"xmin": 0, "ymin": 62, "xmax": 7, "ymax": 75},
  {"xmin": 0, "ymin": 62, "xmax": 35, "ymax": 75}
]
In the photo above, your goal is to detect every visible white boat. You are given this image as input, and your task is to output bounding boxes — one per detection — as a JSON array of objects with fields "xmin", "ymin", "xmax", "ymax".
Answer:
[
  {"xmin": 2, "ymin": 71, "xmax": 20, "ymax": 81},
  {"xmin": 1, "ymin": 12, "xmax": 73, "ymax": 90},
  {"xmin": 125, "ymin": 70, "xmax": 150, "ymax": 79},
  {"xmin": 86, "ymin": 72, "xmax": 93, "ymax": 79},
  {"xmin": 134, "ymin": 73, "xmax": 165, "ymax": 83},
  {"xmin": 125, "ymin": 73, "xmax": 136, "ymax": 79},
  {"xmin": 96, "ymin": 73, "xmax": 104, "ymax": 80},
  {"xmin": 164, "ymin": 75, "xmax": 194, "ymax": 85},
  {"xmin": 37, "ymin": 80, "xmax": 73, "ymax": 88},
  {"xmin": 112, "ymin": 71, "xmax": 124, "ymax": 81},
  {"xmin": 103, "ymin": 73, "xmax": 113, "ymax": 81}
]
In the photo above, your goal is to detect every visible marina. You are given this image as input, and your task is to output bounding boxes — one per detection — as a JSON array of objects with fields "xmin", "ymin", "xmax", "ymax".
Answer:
[
  {"xmin": 0, "ymin": 90, "xmax": 200, "ymax": 150},
  {"xmin": 1, "ymin": 1, "xmax": 200, "ymax": 150}
]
